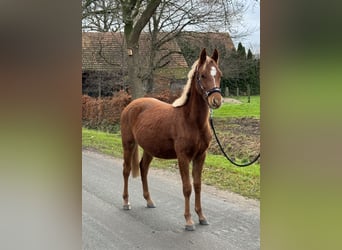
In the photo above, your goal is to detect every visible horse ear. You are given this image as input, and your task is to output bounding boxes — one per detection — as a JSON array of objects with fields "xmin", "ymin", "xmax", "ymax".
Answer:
[
  {"xmin": 199, "ymin": 48, "xmax": 207, "ymax": 65},
  {"xmin": 212, "ymin": 49, "xmax": 219, "ymax": 63}
]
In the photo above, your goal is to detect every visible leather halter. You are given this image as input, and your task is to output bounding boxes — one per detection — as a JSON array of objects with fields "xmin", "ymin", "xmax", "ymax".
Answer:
[{"xmin": 195, "ymin": 69, "xmax": 221, "ymax": 98}]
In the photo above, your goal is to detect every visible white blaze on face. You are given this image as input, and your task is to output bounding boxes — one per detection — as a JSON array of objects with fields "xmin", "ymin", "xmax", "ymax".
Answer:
[
  {"xmin": 210, "ymin": 66, "xmax": 217, "ymax": 77},
  {"xmin": 210, "ymin": 66, "xmax": 217, "ymax": 87}
]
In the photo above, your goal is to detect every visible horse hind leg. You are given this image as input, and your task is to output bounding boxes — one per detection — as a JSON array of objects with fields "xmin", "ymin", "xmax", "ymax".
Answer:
[
  {"xmin": 122, "ymin": 141, "xmax": 139, "ymax": 210},
  {"xmin": 140, "ymin": 151, "xmax": 155, "ymax": 208}
]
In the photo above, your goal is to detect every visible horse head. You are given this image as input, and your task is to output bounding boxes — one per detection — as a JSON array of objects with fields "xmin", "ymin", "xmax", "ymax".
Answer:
[{"xmin": 195, "ymin": 48, "xmax": 223, "ymax": 109}]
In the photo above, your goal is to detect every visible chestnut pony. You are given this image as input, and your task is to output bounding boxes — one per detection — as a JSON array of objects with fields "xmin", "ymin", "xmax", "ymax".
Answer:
[{"xmin": 120, "ymin": 48, "xmax": 222, "ymax": 231}]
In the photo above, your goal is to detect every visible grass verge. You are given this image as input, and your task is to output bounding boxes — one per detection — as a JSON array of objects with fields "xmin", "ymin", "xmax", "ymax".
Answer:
[
  {"xmin": 82, "ymin": 127, "xmax": 260, "ymax": 200},
  {"xmin": 214, "ymin": 96, "xmax": 260, "ymax": 118}
]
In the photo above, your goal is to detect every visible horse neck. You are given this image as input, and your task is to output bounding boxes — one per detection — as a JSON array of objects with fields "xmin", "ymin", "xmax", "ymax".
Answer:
[{"xmin": 182, "ymin": 79, "xmax": 209, "ymax": 126}]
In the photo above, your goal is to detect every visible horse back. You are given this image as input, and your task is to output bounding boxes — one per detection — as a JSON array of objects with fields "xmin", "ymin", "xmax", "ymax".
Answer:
[
  {"xmin": 121, "ymin": 97, "xmax": 211, "ymax": 159},
  {"xmin": 121, "ymin": 97, "xmax": 174, "ymax": 125}
]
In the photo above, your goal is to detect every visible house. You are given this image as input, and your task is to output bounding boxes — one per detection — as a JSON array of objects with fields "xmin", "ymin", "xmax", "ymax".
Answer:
[
  {"xmin": 82, "ymin": 32, "xmax": 235, "ymax": 97},
  {"xmin": 82, "ymin": 32, "xmax": 188, "ymax": 96},
  {"xmin": 175, "ymin": 32, "xmax": 235, "ymax": 66}
]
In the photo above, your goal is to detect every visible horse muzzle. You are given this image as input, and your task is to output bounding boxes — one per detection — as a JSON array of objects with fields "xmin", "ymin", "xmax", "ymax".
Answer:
[{"xmin": 207, "ymin": 89, "xmax": 222, "ymax": 109}]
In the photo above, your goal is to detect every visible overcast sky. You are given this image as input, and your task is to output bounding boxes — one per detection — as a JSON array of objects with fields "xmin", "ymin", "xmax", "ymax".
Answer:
[{"xmin": 231, "ymin": 2, "xmax": 260, "ymax": 55}]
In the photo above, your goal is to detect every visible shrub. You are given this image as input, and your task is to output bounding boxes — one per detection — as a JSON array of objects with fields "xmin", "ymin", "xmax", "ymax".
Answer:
[
  {"xmin": 82, "ymin": 89, "xmax": 182, "ymax": 132},
  {"xmin": 82, "ymin": 91, "xmax": 131, "ymax": 132}
]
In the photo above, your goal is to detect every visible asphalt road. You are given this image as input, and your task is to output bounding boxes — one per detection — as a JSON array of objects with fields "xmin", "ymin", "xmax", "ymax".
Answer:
[{"xmin": 82, "ymin": 150, "xmax": 260, "ymax": 250}]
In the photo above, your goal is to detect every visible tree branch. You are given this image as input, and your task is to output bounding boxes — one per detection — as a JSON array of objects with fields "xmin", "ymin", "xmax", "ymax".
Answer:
[{"xmin": 129, "ymin": 0, "xmax": 162, "ymax": 44}]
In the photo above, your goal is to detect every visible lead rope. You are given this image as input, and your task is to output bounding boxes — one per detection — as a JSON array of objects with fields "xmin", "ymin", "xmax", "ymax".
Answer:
[{"xmin": 209, "ymin": 109, "xmax": 260, "ymax": 167}]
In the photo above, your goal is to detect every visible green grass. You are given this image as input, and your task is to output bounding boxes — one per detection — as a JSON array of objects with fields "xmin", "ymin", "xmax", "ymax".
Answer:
[
  {"xmin": 203, "ymin": 154, "xmax": 260, "ymax": 199},
  {"xmin": 213, "ymin": 96, "xmax": 260, "ymax": 118},
  {"xmin": 82, "ymin": 128, "xmax": 123, "ymax": 158}
]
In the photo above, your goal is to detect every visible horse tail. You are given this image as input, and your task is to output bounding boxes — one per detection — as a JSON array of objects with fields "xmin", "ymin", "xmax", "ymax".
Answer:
[{"xmin": 131, "ymin": 145, "xmax": 140, "ymax": 178}]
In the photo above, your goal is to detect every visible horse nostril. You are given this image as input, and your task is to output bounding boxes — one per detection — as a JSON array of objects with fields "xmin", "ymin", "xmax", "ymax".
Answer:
[
  {"xmin": 209, "ymin": 96, "xmax": 221, "ymax": 109},
  {"xmin": 213, "ymin": 97, "xmax": 222, "ymax": 108}
]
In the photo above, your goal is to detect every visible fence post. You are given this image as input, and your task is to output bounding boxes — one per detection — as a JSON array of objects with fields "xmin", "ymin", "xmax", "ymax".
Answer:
[
  {"xmin": 247, "ymin": 84, "xmax": 250, "ymax": 103},
  {"xmin": 225, "ymin": 86, "xmax": 229, "ymax": 97}
]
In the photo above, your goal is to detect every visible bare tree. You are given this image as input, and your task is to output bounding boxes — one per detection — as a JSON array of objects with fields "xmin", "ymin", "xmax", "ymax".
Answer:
[
  {"xmin": 119, "ymin": 0, "xmax": 162, "ymax": 99},
  {"xmin": 82, "ymin": 0, "xmax": 162, "ymax": 99},
  {"xmin": 82, "ymin": 0, "xmax": 122, "ymax": 32},
  {"xmin": 82, "ymin": 0, "xmax": 250, "ymax": 98},
  {"xmin": 140, "ymin": 0, "xmax": 248, "ymax": 92},
  {"xmin": 142, "ymin": 0, "xmax": 200, "ymax": 92}
]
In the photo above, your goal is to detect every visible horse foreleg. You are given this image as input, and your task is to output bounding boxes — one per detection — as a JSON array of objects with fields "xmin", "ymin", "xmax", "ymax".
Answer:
[
  {"xmin": 178, "ymin": 158, "xmax": 194, "ymax": 231},
  {"xmin": 192, "ymin": 153, "xmax": 209, "ymax": 225},
  {"xmin": 140, "ymin": 151, "xmax": 155, "ymax": 208}
]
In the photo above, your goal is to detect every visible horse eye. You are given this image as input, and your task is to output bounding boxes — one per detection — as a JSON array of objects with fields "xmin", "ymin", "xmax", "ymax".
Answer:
[{"xmin": 201, "ymin": 75, "xmax": 205, "ymax": 79}]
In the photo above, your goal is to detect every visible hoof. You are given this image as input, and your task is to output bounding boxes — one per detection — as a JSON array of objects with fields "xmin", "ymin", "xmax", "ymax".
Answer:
[
  {"xmin": 146, "ymin": 203, "xmax": 156, "ymax": 208},
  {"xmin": 123, "ymin": 204, "xmax": 131, "ymax": 210},
  {"xmin": 199, "ymin": 219, "xmax": 209, "ymax": 225},
  {"xmin": 185, "ymin": 224, "xmax": 195, "ymax": 231}
]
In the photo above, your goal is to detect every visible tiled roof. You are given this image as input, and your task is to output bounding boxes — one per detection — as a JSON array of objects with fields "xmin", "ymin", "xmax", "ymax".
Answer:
[
  {"xmin": 177, "ymin": 32, "xmax": 235, "ymax": 52},
  {"xmin": 82, "ymin": 32, "xmax": 126, "ymax": 71},
  {"xmin": 82, "ymin": 32, "xmax": 188, "ymax": 72}
]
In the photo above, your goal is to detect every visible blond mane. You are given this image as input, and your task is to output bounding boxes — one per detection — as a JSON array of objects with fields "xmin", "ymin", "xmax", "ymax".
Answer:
[{"xmin": 172, "ymin": 60, "xmax": 199, "ymax": 107}]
